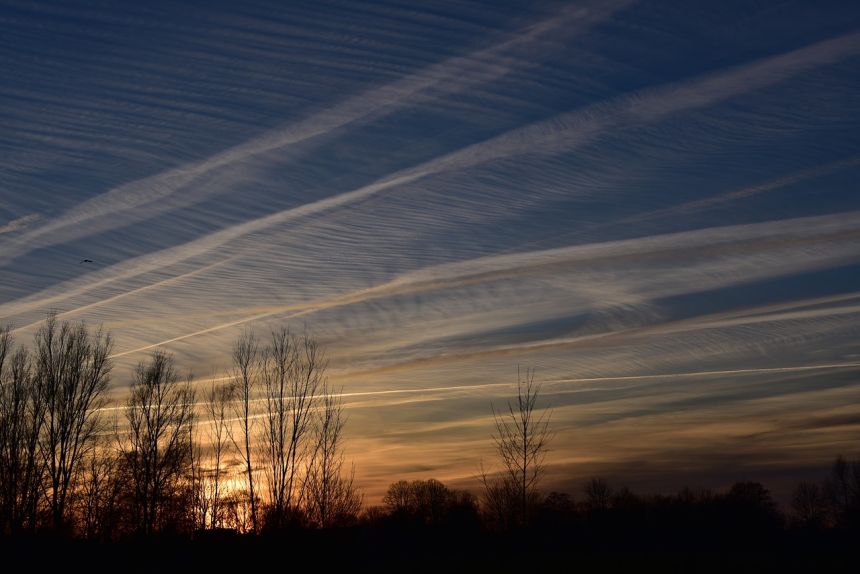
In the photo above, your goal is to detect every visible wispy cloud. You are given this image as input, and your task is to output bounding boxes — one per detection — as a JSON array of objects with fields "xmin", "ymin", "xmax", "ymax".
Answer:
[
  {"xmin": 2, "ymin": 2, "xmax": 859, "ymax": 500},
  {"xmin": 74, "ymin": 208, "xmax": 860, "ymax": 362},
  {"xmin": 0, "ymin": 0, "xmax": 633, "ymax": 263},
  {"xmin": 0, "ymin": 214, "xmax": 40, "ymax": 235},
  {"xmin": 4, "ymin": 27, "xmax": 857, "ymax": 321}
]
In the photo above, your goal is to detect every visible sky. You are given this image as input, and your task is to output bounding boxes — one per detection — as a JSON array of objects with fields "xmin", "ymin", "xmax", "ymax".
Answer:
[{"xmin": 1, "ymin": 0, "xmax": 859, "ymax": 503}]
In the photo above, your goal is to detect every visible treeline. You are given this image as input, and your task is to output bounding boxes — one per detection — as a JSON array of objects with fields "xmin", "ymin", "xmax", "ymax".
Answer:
[
  {"xmin": 362, "ymin": 461, "xmax": 860, "ymax": 537},
  {"xmin": 1, "ymin": 314, "xmax": 859, "ymax": 548},
  {"xmin": 0, "ymin": 314, "xmax": 359, "ymax": 538}
]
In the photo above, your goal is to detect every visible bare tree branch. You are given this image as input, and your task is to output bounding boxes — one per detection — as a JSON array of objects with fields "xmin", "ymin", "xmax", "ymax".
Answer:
[
  {"xmin": 34, "ymin": 312, "xmax": 113, "ymax": 532},
  {"xmin": 119, "ymin": 350, "xmax": 195, "ymax": 535},
  {"xmin": 0, "ymin": 325, "xmax": 45, "ymax": 535},
  {"xmin": 485, "ymin": 367, "xmax": 552, "ymax": 527},
  {"xmin": 226, "ymin": 330, "xmax": 259, "ymax": 534}
]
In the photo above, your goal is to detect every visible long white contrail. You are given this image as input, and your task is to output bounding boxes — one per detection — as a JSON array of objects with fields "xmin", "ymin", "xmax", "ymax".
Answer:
[
  {"xmin": 100, "ymin": 208, "xmax": 860, "ymax": 360},
  {"xmin": 97, "ymin": 361, "xmax": 860, "ymax": 415},
  {"xmin": 1, "ymin": 0, "xmax": 631, "ymax": 263},
  {"xmin": 539, "ymin": 362, "xmax": 860, "ymax": 385},
  {"xmin": 4, "ymin": 27, "xmax": 857, "ymax": 324},
  {"xmin": 301, "ymin": 361, "xmax": 860, "ymax": 399}
]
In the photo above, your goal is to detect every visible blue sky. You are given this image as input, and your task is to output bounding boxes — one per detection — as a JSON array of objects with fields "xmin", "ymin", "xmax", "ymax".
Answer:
[{"xmin": 1, "ymin": 0, "xmax": 859, "ymax": 501}]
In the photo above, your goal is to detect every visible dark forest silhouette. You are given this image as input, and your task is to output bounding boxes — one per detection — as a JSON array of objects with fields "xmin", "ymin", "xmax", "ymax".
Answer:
[{"xmin": 1, "ymin": 314, "xmax": 858, "ymax": 571}]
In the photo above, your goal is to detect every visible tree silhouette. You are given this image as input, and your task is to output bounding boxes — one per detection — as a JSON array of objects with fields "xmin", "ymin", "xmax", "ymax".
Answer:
[
  {"xmin": 77, "ymin": 445, "xmax": 122, "ymax": 540},
  {"xmin": 188, "ymin": 401, "xmax": 207, "ymax": 531},
  {"xmin": 304, "ymin": 380, "xmax": 361, "ymax": 528},
  {"xmin": 227, "ymin": 330, "xmax": 259, "ymax": 534},
  {"xmin": 34, "ymin": 313, "xmax": 113, "ymax": 532},
  {"xmin": 824, "ymin": 455, "xmax": 860, "ymax": 527},
  {"xmin": 0, "ymin": 326, "xmax": 44, "ymax": 535},
  {"xmin": 721, "ymin": 481, "xmax": 782, "ymax": 536},
  {"xmin": 484, "ymin": 368, "xmax": 551, "ymax": 527},
  {"xmin": 791, "ymin": 480, "xmax": 826, "ymax": 529},
  {"xmin": 584, "ymin": 477, "xmax": 612, "ymax": 512},
  {"xmin": 381, "ymin": 478, "xmax": 478, "ymax": 527},
  {"xmin": 204, "ymin": 381, "xmax": 231, "ymax": 529},
  {"xmin": 478, "ymin": 465, "xmax": 517, "ymax": 529},
  {"xmin": 259, "ymin": 328, "xmax": 324, "ymax": 527},
  {"xmin": 120, "ymin": 350, "xmax": 195, "ymax": 535}
]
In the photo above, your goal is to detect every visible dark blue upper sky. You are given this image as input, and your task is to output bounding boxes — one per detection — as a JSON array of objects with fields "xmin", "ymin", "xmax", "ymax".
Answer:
[{"xmin": 1, "ymin": 0, "xmax": 859, "ymax": 498}]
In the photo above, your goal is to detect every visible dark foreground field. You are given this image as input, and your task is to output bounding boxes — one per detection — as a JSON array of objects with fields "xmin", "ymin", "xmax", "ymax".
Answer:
[{"xmin": 2, "ymin": 525, "xmax": 855, "ymax": 574}]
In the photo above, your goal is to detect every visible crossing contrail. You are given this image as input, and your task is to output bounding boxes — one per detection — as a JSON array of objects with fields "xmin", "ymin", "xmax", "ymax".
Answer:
[{"xmin": 98, "ymin": 360, "xmax": 860, "ymax": 414}]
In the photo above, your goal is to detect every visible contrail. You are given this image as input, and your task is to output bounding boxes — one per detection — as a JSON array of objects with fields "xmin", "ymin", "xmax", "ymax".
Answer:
[
  {"xmin": 337, "ymin": 362, "xmax": 860, "ymax": 400},
  {"xmin": 1, "ymin": 0, "xmax": 631, "ymax": 263},
  {"xmin": 10, "ymin": 255, "xmax": 238, "ymax": 334},
  {"xmin": 100, "ymin": 208, "xmax": 860, "ymax": 359},
  {"xmin": 98, "ymin": 360, "xmax": 860, "ymax": 414},
  {"xmin": 0, "ymin": 214, "xmax": 40, "ymax": 235},
  {"xmin": 540, "ymin": 362, "xmax": 860, "ymax": 385},
  {"xmin": 108, "ymin": 307, "xmax": 312, "ymax": 358},
  {"xmin": 600, "ymin": 155, "xmax": 860, "ymax": 230},
  {"xmin": 4, "ymin": 28, "xmax": 857, "ymax": 323}
]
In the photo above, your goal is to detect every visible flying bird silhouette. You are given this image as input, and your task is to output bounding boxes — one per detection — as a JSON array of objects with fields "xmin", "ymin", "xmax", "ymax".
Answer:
[{"xmin": 80, "ymin": 259, "xmax": 94, "ymax": 264}]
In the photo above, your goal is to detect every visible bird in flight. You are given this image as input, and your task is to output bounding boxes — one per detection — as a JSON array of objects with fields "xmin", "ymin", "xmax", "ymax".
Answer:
[{"xmin": 80, "ymin": 259, "xmax": 94, "ymax": 264}]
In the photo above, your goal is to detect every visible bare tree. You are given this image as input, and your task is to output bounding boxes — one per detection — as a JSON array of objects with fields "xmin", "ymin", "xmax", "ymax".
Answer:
[
  {"xmin": 383, "ymin": 480, "xmax": 413, "ymax": 513},
  {"xmin": 381, "ymin": 479, "xmax": 477, "ymax": 527},
  {"xmin": 205, "ymin": 381, "xmax": 231, "ymax": 529},
  {"xmin": 485, "ymin": 368, "xmax": 551, "ymax": 527},
  {"xmin": 260, "ymin": 328, "xmax": 295, "ymax": 522},
  {"xmin": 188, "ymin": 405, "xmax": 207, "ymax": 531},
  {"xmin": 824, "ymin": 455, "xmax": 860, "ymax": 526},
  {"xmin": 77, "ymin": 442, "xmax": 122, "ymax": 540},
  {"xmin": 187, "ymin": 380, "xmax": 232, "ymax": 531},
  {"xmin": 227, "ymin": 330, "xmax": 259, "ymax": 533},
  {"xmin": 120, "ymin": 350, "xmax": 195, "ymax": 535},
  {"xmin": 304, "ymin": 382, "xmax": 362, "ymax": 528},
  {"xmin": 478, "ymin": 463, "xmax": 517, "ymax": 530},
  {"xmin": 791, "ymin": 480, "xmax": 826, "ymax": 528},
  {"xmin": 259, "ymin": 328, "xmax": 325, "ymax": 526},
  {"xmin": 0, "ymin": 326, "xmax": 45, "ymax": 534},
  {"xmin": 219, "ymin": 488, "xmax": 259, "ymax": 533},
  {"xmin": 583, "ymin": 477, "xmax": 612, "ymax": 512},
  {"xmin": 34, "ymin": 313, "xmax": 113, "ymax": 531}
]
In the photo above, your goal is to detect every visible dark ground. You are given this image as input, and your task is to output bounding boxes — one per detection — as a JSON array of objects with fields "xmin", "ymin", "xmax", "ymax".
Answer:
[{"xmin": 1, "ymin": 526, "xmax": 854, "ymax": 574}]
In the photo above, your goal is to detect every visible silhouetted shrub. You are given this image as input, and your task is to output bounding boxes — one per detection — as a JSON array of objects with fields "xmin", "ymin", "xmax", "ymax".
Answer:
[{"xmin": 380, "ymin": 479, "xmax": 480, "ymax": 528}]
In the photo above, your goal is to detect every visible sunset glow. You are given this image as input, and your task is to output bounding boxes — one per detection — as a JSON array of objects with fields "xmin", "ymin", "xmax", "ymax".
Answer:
[{"xmin": 2, "ymin": 0, "xmax": 859, "ymax": 511}]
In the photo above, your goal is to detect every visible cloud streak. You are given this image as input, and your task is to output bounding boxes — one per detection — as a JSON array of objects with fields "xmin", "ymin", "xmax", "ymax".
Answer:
[
  {"xmin": 0, "ymin": 0, "xmax": 633, "ymax": 263},
  {"xmin": 4, "ymin": 27, "xmax": 858, "ymax": 323},
  {"xmin": 0, "ymin": 214, "xmax": 40, "ymax": 235},
  {"xmin": 2, "ymin": 2, "xmax": 859, "ymax": 500}
]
